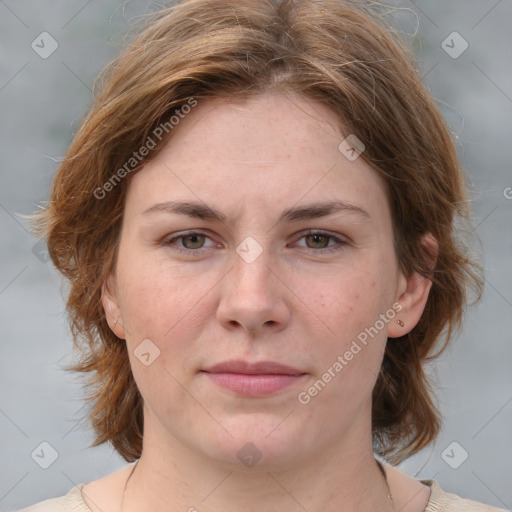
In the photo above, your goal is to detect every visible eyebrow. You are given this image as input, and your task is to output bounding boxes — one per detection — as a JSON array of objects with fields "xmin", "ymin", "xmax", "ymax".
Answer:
[{"xmin": 141, "ymin": 200, "xmax": 370, "ymax": 223}]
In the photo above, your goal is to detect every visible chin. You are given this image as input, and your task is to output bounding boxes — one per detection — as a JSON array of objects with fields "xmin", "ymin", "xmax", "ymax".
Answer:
[{"xmin": 199, "ymin": 416, "xmax": 311, "ymax": 472}]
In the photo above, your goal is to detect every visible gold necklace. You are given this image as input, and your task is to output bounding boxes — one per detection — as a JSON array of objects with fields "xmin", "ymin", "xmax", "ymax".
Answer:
[{"xmin": 120, "ymin": 458, "xmax": 394, "ymax": 511}]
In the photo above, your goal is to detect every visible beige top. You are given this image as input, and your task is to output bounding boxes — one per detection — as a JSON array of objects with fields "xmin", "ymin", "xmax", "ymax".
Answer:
[{"xmin": 17, "ymin": 479, "xmax": 508, "ymax": 511}]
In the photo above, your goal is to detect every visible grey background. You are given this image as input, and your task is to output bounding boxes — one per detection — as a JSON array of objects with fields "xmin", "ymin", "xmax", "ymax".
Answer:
[{"xmin": 1, "ymin": 0, "xmax": 511, "ymax": 510}]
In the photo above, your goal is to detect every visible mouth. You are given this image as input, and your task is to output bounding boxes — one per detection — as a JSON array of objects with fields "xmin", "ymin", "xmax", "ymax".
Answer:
[{"xmin": 200, "ymin": 359, "xmax": 307, "ymax": 396}]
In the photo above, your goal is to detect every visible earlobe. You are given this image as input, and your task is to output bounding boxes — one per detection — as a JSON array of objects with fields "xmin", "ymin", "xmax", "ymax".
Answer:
[
  {"xmin": 388, "ymin": 233, "xmax": 438, "ymax": 338},
  {"xmin": 101, "ymin": 274, "xmax": 126, "ymax": 340}
]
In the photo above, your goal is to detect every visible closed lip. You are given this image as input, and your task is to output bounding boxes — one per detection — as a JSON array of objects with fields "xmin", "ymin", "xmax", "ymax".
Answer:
[{"xmin": 201, "ymin": 359, "xmax": 305, "ymax": 375}]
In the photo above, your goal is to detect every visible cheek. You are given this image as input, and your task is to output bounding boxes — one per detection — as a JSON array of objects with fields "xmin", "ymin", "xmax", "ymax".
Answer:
[
  {"xmin": 313, "ymin": 270, "xmax": 383, "ymax": 333},
  {"xmin": 115, "ymin": 249, "xmax": 203, "ymax": 347},
  {"xmin": 117, "ymin": 256, "xmax": 205, "ymax": 406},
  {"xmin": 307, "ymin": 268, "xmax": 392, "ymax": 379}
]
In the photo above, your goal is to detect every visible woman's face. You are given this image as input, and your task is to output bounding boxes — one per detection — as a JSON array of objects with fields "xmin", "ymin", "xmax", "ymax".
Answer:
[{"xmin": 103, "ymin": 92, "xmax": 417, "ymax": 470}]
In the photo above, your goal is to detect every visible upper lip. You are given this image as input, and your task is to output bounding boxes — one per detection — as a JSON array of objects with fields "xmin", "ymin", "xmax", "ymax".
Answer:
[{"xmin": 202, "ymin": 359, "xmax": 305, "ymax": 375}]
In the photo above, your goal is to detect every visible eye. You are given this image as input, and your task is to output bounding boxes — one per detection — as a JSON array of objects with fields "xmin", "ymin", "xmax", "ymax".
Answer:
[
  {"xmin": 162, "ymin": 230, "xmax": 349, "ymax": 256},
  {"xmin": 293, "ymin": 230, "xmax": 348, "ymax": 254},
  {"xmin": 163, "ymin": 231, "xmax": 216, "ymax": 253}
]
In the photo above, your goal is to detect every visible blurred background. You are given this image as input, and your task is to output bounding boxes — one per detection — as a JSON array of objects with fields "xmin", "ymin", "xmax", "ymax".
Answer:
[{"xmin": 0, "ymin": 0, "xmax": 511, "ymax": 510}]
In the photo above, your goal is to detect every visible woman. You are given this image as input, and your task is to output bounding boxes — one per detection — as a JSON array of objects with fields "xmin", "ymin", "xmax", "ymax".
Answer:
[{"xmin": 21, "ymin": 0, "xmax": 505, "ymax": 510}]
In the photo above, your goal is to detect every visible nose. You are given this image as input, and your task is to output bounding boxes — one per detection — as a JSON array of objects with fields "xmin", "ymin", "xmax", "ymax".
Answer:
[{"xmin": 216, "ymin": 245, "xmax": 291, "ymax": 335}]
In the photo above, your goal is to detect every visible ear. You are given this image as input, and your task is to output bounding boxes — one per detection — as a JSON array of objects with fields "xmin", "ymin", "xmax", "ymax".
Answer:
[
  {"xmin": 388, "ymin": 233, "xmax": 438, "ymax": 338},
  {"xmin": 101, "ymin": 273, "xmax": 126, "ymax": 340}
]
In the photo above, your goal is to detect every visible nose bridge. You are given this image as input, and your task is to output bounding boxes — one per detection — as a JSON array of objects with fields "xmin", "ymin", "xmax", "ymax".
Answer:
[
  {"xmin": 216, "ymin": 236, "xmax": 289, "ymax": 333},
  {"xmin": 231, "ymin": 237, "xmax": 276, "ymax": 303}
]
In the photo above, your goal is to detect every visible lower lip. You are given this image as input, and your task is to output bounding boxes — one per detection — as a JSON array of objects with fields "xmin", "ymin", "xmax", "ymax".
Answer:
[{"xmin": 202, "ymin": 372, "xmax": 306, "ymax": 396}]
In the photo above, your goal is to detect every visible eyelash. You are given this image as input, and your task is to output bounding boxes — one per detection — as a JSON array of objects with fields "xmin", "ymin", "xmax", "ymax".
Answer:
[{"xmin": 163, "ymin": 230, "xmax": 348, "ymax": 255}]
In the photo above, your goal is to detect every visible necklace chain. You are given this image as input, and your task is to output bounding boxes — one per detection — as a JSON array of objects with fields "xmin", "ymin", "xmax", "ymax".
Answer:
[
  {"xmin": 120, "ymin": 460, "xmax": 138, "ymax": 512},
  {"xmin": 377, "ymin": 459, "xmax": 395, "ymax": 512},
  {"xmin": 120, "ymin": 458, "xmax": 394, "ymax": 512}
]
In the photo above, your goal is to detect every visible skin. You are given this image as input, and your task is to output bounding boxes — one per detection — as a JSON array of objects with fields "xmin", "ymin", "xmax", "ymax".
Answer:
[{"xmin": 86, "ymin": 92, "xmax": 436, "ymax": 512}]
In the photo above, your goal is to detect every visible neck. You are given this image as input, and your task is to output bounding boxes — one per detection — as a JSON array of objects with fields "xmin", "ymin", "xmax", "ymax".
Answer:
[{"xmin": 121, "ymin": 416, "xmax": 393, "ymax": 512}]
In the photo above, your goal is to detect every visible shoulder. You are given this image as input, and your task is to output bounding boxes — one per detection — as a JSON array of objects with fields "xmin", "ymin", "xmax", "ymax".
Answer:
[
  {"xmin": 424, "ymin": 479, "xmax": 509, "ymax": 512},
  {"xmin": 16, "ymin": 486, "xmax": 89, "ymax": 512},
  {"xmin": 17, "ymin": 463, "xmax": 135, "ymax": 512},
  {"xmin": 382, "ymin": 462, "xmax": 507, "ymax": 512}
]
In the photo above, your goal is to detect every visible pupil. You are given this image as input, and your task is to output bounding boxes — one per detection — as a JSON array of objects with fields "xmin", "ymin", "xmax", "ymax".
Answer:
[
  {"xmin": 186, "ymin": 234, "xmax": 203, "ymax": 248},
  {"xmin": 309, "ymin": 234, "xmax": 326, "ymax": 248}
]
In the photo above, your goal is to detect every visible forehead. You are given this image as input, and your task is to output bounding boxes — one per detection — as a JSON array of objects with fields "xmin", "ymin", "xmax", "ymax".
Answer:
[
  {"xmin": 124, "ymin": 92, "xmax": 390, "ymax": 227},
  {"xmin": 158, "ymin": 92, "xmax": 345, "ymax": 162}
]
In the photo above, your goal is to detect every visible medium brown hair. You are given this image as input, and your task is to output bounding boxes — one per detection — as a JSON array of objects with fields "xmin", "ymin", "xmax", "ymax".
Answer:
[{"xmin": 32, "ymin": 0, "xmax": 484, "ymax": 464}]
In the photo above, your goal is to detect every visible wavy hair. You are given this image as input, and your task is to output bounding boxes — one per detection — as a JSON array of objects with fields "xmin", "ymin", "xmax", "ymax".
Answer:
[{"xmin": 31, "ymin": 0, "xmax": 484, "ymax": 464}]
